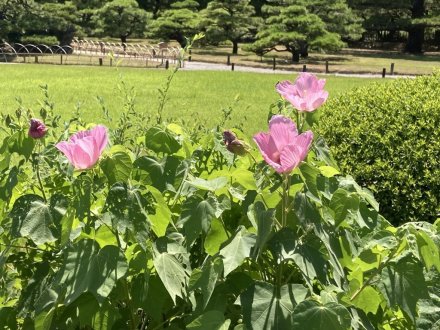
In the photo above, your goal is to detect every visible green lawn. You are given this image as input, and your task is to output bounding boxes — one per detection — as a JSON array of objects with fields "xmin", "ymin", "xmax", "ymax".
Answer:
[{"xmin": 0, "ymin": 64, "xmax": 387, "ymax": 135}]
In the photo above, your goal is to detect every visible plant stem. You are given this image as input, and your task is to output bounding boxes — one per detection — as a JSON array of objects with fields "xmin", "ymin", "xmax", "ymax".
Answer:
[{"xmin": 34, "ymin": 144, "xmax": 47, "ymax": 203}]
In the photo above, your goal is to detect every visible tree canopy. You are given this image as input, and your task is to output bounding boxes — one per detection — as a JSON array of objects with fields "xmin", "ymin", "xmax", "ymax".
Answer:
[{"xmin": 0, "ymin": 0, "xmax": 438, "ymax": 54}]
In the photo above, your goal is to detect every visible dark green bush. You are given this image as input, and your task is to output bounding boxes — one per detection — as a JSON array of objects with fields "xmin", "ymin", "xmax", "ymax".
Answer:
[
  {"xmin": 319, "ymin": 72, "xmax": 440, "ymax": 225},
  {"xmin": 20, "ymin": 35, "xmax": 59, "ymax": 45}
]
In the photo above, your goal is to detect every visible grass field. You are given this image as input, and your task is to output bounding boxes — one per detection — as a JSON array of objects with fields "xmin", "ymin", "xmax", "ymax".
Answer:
[{"xmin": 0, "ymin": 64, "xmax": 387, "ymax": 135}]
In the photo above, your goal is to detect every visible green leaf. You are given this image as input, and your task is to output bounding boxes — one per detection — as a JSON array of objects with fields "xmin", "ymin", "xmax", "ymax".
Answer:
[
  {"xmin": 0, "ymin": 307, "xmax": 17, "ymax": 330},
  {"xmin": 330, "ymin": 188, "xmax": 360, "ymax": 226},
  {"xmin": 189, "ymin": 257, "xmax": 223, "ymax": 310},
  {"xmin": 247, "ymin": 201, "xmax": 275, "ymax": 257},
  {"xmin": 10, "ymin": 195, "xmax": 56, "ymax": 245},
  {"xmin": 60, "ymin": 207, "xmax": 75, "ymax": 247},
  {"xmin": 178, "ymin": 195, "xmax": 217, "ymax": 245},
  {"xmin": 104, "ymin": 183, "xmax": 150, "ymax": 249},
  {"xmin": 153, "ymin": 251, "xmax": 189, "ymax": 304},
  {"xmin": 313, "ymin": 136, "xmax": 339, "ymax": 168},
  {"xmin": 220, "ymin": 226, "xmax": 256, "ymax": 276},
  {"xmin": 240, "ymin": 282, "xmax": 308, "ymax": 330},
  {"xmin": 187, "ymin": 176, "xmax": 228, "ymax": 192},
  {"xmin": 35, "ymin": 307, "xmax": 55, "ymax": 330},
  {"xmin": 415, "ymin": 230, "xmax": 440, "ymax": 272},
  {"xmin": 145, "ymin": 126, "xmax": 181, "ymax": 154},
  {"xmin": 186, "ymin": 311, "xmax": 227, "ymax": 330},
  {"xmin": 100, "ymin": 145, "xmax": 132, "ymax": 185},
  {"xmin": 379, "ymin": 256, "xmax": 429, "ymax": 322},
  {"xmin": 147, "ymin": 185, "xmax": 172, "ymax": 237},
  {"xmin": 299, "ymin": 162, "xmax": 321, "ymax": 203},
  {"xmin": 8, "ymin": 130, "xmax": 35, "ymax": 159},
  {"xmin": 319, "ymin": 166, "xmax": 340, "ymax": 178},
  {"xmin": 349, "ymin": 284, "xmax": 382, "ymax": 315},
  {"xmin": 205, "ymin": 218, "xmax": 229, "ymax": 256},
  {"xmin": 292, "ymin": 301, "xmax": 351, "ymax": 330},
  {"xmin": 55, "ymin": 240, "xmax": 128, "ymax": 304}
]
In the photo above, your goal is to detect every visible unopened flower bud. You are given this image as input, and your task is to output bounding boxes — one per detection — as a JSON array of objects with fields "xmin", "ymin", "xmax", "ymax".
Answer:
[{"xmin": 28, "ymin": 118, "xmax": 47, "ymax": 139}]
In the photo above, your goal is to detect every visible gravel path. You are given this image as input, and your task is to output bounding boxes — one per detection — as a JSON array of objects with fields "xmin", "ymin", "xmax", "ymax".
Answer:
[{"xmin": 181, "ymin": 60, "xmax": 412, "ymax": 79}]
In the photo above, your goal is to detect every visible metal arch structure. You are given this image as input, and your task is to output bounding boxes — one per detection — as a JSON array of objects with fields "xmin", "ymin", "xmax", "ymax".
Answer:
[{"xmin": 1, "ymin": 39, "xmax": 183, "ymax": 67}]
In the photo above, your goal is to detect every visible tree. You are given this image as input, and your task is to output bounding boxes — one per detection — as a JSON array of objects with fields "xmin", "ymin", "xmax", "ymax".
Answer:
[
  {"xmin": 349, "ymin": 0, "xmax": 440, "ymax": 53},
  {"xmin": 199, "ymin": 0, "xmax": 260, "ymax": 54},
  {"xmin": 0, "ymin": 0, "xmax": 34, "ymax": 41},
  {"xmin": 95, "ymin": 0, "xmax": 149, "ymax": 45},
  {"xmin": 17, "ymin": 1, "xmax": 81, "ymax": 45},
  {"xmin": 247, "ymin": 0, "xmax": 344, "ymax": 62},
  {"xmin": 149, "ymin": 0, "xmax": 199, "ymax": 47}
]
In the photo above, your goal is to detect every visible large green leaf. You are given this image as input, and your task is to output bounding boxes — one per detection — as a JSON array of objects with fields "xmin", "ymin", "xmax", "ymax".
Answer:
[
  {"xmin": 55, "ymin": 240, "xmax": 128, "ymax": 304},
  {"xmin": 292, "ymin": 300, "xmax": 351, "ymax": 330},
  {"xmin": 186, "ymin": 311, "xmax": 229, "ymax": 330},
  {"xmin": 204, "ymin": 218, "xmax": 229, "ymax": 256},
  {"xmin": 220, "ymin": 226, "xmax": 256, "ymax": 276},
  {"xmin": 417, "ymin": 272, "xmax": 440, "ymax": 330},
  {"xmin": 240, "ymin": 282, "xmax": 308, "ymax": 330},
  {"xmin": 247, "ymin": 201, "xmax": 275, "ymax": 258},
  {"xmin": 330, "ymin": 188, "xmax": 360, "ymax": 227},
  {"xmin": 187, "ymin": 176, "xmax": 228, "ymax": 192},
  {"xmin": 104, "ymin": 183, "xmax": 150, "ymax": 248},
  {"xmin": 100, "ymin": 145, "xmax": 132, "ymax": 185},
  {"xmin": 189, "ymin": 257, "xmax": 223, "ymax": 310},
  {"xmin": 8, "ymin": 130, "xmax": 35, "ymax": 159},
  {"xmin": 178, "ymin": 195, "xmax": 217, "ymax": 245},
  {"xmin": 10, "ymin": 194, "xmax": 58, "ymax": 245},
  {"xmin": 153, "ymin": 251, "xmax": 189, "ymax": 304},
  {"xmin": 0, "ymin": 307, "xmax": 17, "ymax": 330},
  {"xmin": 147, "ymin": 185, "xmax": 172, "ymax": 237},
  {"xmin": 379, "ymin": 256, "xmax": 429, "ymax": 322},
  {"xmin": 133, "ymin": 155, "xmax": 188, "ymax": 193},
  {"xmin": 145, "ymin": 126, "xmax": 181, "ymax": 154}
]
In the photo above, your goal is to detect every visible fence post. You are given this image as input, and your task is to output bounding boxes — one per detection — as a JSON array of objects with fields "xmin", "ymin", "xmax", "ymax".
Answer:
[
  {"xmin": 99, "ymin": 58, "xmax": 103, "ymax": 66},
  {"xmin": 390, "ymin": 63, "xmax": 395, "ymax": 75},
  {"xmin": 227, "ymin": 55, "xmax": 231, "ymax": 66},
  {"xmin": 34, "ymin": 56, "xmax": 38, "ymax": 63},
  {"xmin": 188, "ymin": 50, "xmax": 192, "ymax": 62},
  {"xmin": 231, "ymin": 63, "xmax": 235, "ymax": 71},
  {"xmin": 165, "ymin": 60, "xmax": 169, "ymax": 69},
  {"xmin": 382, "ymin": 68, "xmax": 386, "ymax": 78},
  {"xmin": 273, "ymin": 57, "xmax": 276, "ymax": 71},
  {"xmin": 110, "ymin": 58, "xmax": 113, "ymax": 67},
  {"xmin": 302, "ymin": 65, "xmax": 307, "ymax": 72},
  {"xmin": 325, "ymin": 61, "xmax": 329, "ymax": 74},
  {"xmin": 60, "ymin": 55, "xmax": 63, "ymax": 65},
  {"xmin": 23, "ymin": 56, "xmax": 26, "ymax": 63}
]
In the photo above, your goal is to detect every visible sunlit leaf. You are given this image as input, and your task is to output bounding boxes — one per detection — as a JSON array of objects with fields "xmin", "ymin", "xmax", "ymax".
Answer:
[{"xmin": 292, "ymin": 300, "xmax": 351, "ymax": 330}]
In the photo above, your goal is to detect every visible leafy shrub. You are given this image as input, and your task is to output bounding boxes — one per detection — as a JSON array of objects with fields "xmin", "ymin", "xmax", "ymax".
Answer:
[
  {"xmin": 20, "ymin": 35, "xmax": 59, "ymax": 45},
  {"xmin": 319, "ymin": 72, "xmax": 440, "ymax": 225},
  {"xmin": 0, "ymin": 69, "xmax": 439, "ymax": 329}
]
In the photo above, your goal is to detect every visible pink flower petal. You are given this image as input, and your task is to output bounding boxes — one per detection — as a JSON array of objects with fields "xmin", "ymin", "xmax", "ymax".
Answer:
[
  {"xmin": 90, "ymin": 125, "xmax": 108, "ymax": 155},
  {"xmin": 55, "ymin": 141, "xmax": 74, "ymax": 164},
  {"xmin": 253, "ymin": 132, "xmax": 283, "ymax": 172},
  {"xmin": 279, "ymin": 131, "xmax": 314, "ymax": 173},
  {"xmin": 268, "ymin": 115, "xmax": 298, "ymax": 151}
]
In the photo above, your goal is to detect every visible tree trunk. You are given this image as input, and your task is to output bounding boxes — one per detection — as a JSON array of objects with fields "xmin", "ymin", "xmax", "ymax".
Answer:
[
  {"xmin": 405, "ymin": 0, "xmax": 425, "ymax": 53},
  {"xmin": 299, "ymin": 43, "xmax": 309, "ymax": 58},
  {"xmin": 121, "ymin": 35, "xmax": 127, "ymax": 51},
  {"xmin": 291, "ymin": 51, "xmax": 300, "ymax": 63},
  {"xmin": 232, "ymin": 40, "xmax": 238, "ymax": 55}
]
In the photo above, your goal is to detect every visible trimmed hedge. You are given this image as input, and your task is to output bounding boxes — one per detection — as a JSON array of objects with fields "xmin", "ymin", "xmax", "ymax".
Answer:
[
  {"xmin": 319, "ymin": 72, "xmax": 440, "ymax": 224},
  {"xmin": 20, "ymin": 35, "xmax": 59, "ymax": 45}
]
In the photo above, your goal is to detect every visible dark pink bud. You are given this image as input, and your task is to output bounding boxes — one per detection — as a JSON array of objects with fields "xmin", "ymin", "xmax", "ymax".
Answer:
[
  {"xmin": 223, "ymin": 130, "xmax": 237, "ymax": 145},
  {"xmin": 223, "ymin": 130, "xmax": 247, "ymax": 156},
  {"xmin": 29, "ymin": 118, "xmax": 47, "ymax": 139}
]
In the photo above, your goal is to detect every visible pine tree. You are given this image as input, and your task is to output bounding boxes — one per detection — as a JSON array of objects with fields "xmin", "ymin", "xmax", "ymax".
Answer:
[
  {"xmin": 199, "ymin": 0, "xmax": 260, "ymax": 54},
  {"xmin": 248, "ymin": 0, "xmax": 344, "ymax": 62},
  {"xmin": 149, "ymin": 0, "xmax": 199, "ymax": 47}
]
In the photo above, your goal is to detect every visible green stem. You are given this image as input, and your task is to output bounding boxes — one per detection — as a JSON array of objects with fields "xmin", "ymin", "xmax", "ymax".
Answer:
[{"xmin": 34, "ymin": 144, "xmax": 47, "ymax": 203}]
